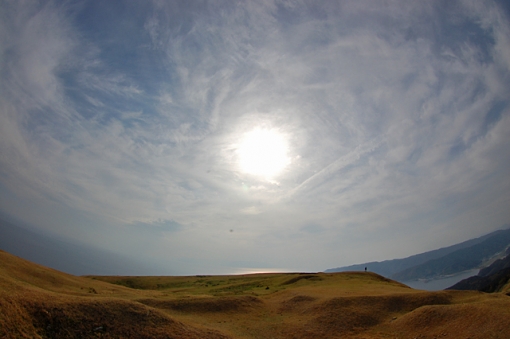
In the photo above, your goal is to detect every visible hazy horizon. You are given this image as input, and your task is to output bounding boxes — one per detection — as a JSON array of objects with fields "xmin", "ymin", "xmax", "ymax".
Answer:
[{"xmin": 1, "ymin": 0, "xmax": 510, "ymax": 275}]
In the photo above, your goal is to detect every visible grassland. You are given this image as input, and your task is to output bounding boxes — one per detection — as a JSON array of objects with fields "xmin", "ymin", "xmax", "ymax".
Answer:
[{"xmin": 1, "ymin": 250, "xmax": 510, "ymax": 338}]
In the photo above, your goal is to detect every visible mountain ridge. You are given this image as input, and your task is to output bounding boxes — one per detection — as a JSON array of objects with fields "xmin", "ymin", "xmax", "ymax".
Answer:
[
  {"xmin": 447, "ymin": 252, "xmax": 510, "ymax": 293},
  {"xmin": 325, "ymin": 226, "xmax": 510, "ymax": 286},
  {"xmin": 391, "ymin": 230, "xmax": 510, "ymax": 281}
]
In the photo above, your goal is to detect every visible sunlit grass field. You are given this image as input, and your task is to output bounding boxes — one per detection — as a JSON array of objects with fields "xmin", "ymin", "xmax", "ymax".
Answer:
[
  {"xmin": 89, "ymin": 271, "xmax": 410, "ymax": 297},
  {"xmin": 2, "ymin": 250, "xmax": 510, "ymax": 339}
]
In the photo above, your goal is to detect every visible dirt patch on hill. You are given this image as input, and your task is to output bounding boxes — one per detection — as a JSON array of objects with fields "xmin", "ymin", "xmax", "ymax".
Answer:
[{"xmin": 139, "ymin": 295, "xmax": 263, "ymax": 314}]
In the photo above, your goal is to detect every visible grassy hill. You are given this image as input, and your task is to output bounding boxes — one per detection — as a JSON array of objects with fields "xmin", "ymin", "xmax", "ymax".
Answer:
[{"xmin": 2, "ymin": 250, "xmax": 510, "ymax": 338}]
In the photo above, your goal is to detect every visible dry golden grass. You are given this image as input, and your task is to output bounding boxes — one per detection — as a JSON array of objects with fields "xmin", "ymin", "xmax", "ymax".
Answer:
[{"xmin": 1, "ymin": 249, "xmax": 510, "ymax": 339}]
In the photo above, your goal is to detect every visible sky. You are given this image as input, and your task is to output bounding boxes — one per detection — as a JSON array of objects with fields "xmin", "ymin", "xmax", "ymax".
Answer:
[{"xmin": 1, "ymin": 0, "xmax": 509, "ymax": 276}]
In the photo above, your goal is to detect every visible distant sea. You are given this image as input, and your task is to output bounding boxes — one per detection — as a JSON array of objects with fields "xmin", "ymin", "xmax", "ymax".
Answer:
[{"xmin": 402, "ymin": 268, "xmax": 479, "ymax": 291}]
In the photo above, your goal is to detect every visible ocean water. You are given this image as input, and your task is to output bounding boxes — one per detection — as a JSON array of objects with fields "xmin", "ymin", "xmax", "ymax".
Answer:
[{"xmin": 402, "ymin": 268, "xmax": 479, "ymax": 291}]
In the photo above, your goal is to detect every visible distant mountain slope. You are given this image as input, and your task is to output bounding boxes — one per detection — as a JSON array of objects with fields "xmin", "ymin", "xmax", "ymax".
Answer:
[
  {"xmin": 478, "ymin": 247, "xmax": 510, "ymax": 277},
  {"xmin": 447, "ymin": 253, "xmax": 510, "ymax": 293},
  {"xmin": 391, "ymin": 230, "xmax": 510, "ymax": 281},
  {"xmin": 325, "ymin": 228, "xmax": 510, "ymax": 278}
]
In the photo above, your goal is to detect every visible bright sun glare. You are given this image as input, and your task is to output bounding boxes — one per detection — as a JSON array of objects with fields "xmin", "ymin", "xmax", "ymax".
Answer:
[{"xmin": 237, "ymin": 128, "xmax": 290, "ymax": 178}]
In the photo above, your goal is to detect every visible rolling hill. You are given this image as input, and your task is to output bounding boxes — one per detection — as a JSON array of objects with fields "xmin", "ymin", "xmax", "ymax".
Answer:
[
  {"xmin": 1, "ymin": 249, "xmax": 510, "ymax": 338},
  {"xmin": 0, "ymin": 249, "xmax": 227, "ymax": 339}
]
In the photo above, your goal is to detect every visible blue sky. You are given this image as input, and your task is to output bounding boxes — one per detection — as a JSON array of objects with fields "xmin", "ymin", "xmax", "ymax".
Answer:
[{"xmin": 1, "ymin": 0, "xmax": 509, "ymax": 275}]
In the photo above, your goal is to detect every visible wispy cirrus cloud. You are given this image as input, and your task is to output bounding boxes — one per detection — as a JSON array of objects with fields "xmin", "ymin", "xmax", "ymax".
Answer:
[{"xmin": 0, "ymin": 0, "xmax": 509, "ymax": 274}]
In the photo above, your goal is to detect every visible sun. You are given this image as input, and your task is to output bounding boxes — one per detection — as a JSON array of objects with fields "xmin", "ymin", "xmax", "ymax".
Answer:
[{"xmin": 237, "ymin": 128, "xmax": 290, "ymax": 178}]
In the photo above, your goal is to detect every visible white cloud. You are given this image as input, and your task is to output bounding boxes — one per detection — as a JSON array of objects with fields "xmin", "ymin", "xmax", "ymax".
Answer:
[{"xmin": 0, "ymin": 0, "xmax": 509, "ymax": 273}]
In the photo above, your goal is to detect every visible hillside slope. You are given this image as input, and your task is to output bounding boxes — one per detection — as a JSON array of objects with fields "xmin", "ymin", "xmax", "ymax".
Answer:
[
  {"xmin": 447, "ymin": 253, "xmax": 510, "ymax": 293},
  {"xmin": 479, "ymin": 248, "xmax": 510, "ymax": 277},
  {"xmin": 0, "ymin": 250, "xmax": 228, "ymax": 339},
  {"xmin": 391, "ymin": 230, "xmax": 510, "ymax": 281},
  {"xmin": 325, "ymin": 228, "xmax": 510, "ymax": 283},
  {"xmin": 2, "ymin": 250, "xmax": 510, "ymax": 338}
]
